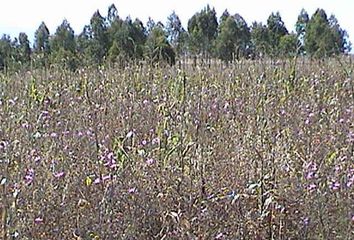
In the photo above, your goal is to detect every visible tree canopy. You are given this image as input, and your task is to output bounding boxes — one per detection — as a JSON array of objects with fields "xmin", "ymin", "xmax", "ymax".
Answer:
[{"xmin": 0, "ymin": 4, "xmax": 351, "ymax": 71}]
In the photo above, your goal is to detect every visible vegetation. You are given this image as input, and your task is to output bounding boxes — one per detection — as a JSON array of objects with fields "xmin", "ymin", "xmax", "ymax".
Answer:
[
  {"xmin": 1, "ymin": 57, "xmax": 354, "ymax": 239},
  {"xmin": 0, "ymin": 4, "xmax": 352, "ymax": 72},
  {"xmin": 0, "ymin": 3, "xmax": 353, "ymax": 239}
]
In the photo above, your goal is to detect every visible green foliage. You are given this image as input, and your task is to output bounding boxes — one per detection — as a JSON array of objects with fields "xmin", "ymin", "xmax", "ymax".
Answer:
[
  {"xmin": 305, "ymin": 8, "xmax": 351, "ymax": 58},
  {"xmin": 87, "ymin": 10, "xmax": 109, "ymax": 64},
  {"xmin": 145, "ymin": 25, "xmax": 176, "ymax": 66},
  {"xmin": 219, "ymin": 9, "xmax": 230, "ymax": 26},
  {"xmin": 34, "ymin": 22, "xmax": 50, "ymax": 53},
  {"xmin": 215, "ymin": 14, "xmax": 251, "ymax": 62},
  {"xmin": 50, "ymin": 19, "xmax": 78, "ymax": 70},
  {"xmin": 295, "ymin": 9, "xmax": 309, "ymax": 54},
  {"xmin": 279, "ymin": 33, "xmax": 298, "ymax": 57},
  {"xmin": 107, "ymin": 40, "xmax": 121, "ymax": 63},
  {"xmin": 166, "ymin": 11, "xmax": 188, "ymax": 55},
  {"xmin": 0, "ymin": 4, "xmax": 352, "ymax": 73},
  {"xmin": 0, "ymin": 35, "xmax": 16, "ymax": 71},
  {"xmin": 267, "ymin": 12, "xmax": 288, "ymax": 57},
  {"xmin": 33, "ymin": 22, "xmax": 50, "ymax": 67},
  {"xmin": 187, "ymin": 5, "xmax": 218, "ymax": 56},
  {"xmin": 108, "ymin": 17, "xmax": 146, "ymax": 62},
  {"xmin": 251, "ymin": 22, "xmax": 270, "ymax": 58},
  {"xmin": 50, "ymin": 19, "xmax": 76, "ymax": 53},
  {"xmin": 107, "ymin": 3, "xmax": 118, "ymax": 25},
  {"xmin": 50, "ymin": 48, "xmax": 79, "ymax": 71},
  {"xmin": 17, "ymin": 33, "xmax": 31, "ymax": 66}
]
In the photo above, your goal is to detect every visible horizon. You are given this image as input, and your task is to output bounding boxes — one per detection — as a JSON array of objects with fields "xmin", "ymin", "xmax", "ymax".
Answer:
[{"xmin": 0, "ymin": 0, "xmax": 353, "ymax": 51}]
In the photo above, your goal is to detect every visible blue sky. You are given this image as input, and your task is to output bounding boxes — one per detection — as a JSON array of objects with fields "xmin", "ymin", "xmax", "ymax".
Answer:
[{"xmin": 0, "ymin": 0, "xmax": 353, "ymax": 48}]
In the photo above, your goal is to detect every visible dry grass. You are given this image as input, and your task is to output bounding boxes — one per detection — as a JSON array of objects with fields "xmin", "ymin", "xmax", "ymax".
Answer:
[{"xmin": 0, "ymin": 58, "xmax": 353, "ymax": 239}]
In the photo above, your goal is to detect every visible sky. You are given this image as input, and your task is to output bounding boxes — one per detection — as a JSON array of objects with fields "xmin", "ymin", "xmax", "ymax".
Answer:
[{"xmin": 0, "ymin": 0, "xmax": 353, "ymax": 48}]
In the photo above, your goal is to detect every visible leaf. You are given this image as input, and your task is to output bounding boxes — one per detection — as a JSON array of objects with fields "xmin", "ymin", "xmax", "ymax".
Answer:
[
  {"xmin": 326, "ymin": 151, "xmax": 337, "ymax": 165},
  {"xmin": 85, "ymin": 176, "xmax": 92, "ymax": 186}
]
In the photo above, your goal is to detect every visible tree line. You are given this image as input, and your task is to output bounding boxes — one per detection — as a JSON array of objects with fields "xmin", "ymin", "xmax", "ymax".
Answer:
[{"xmin": 0, "ymin": 4, "xmax": 351, "ymax": 71}]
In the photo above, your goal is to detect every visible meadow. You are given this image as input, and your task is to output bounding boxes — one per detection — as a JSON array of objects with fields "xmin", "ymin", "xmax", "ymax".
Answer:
[{"xmin": 0, "ymin": 58, "xmax": 353, "ymax": 239}]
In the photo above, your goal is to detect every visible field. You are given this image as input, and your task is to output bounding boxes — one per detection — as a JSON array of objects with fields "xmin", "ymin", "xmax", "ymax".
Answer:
[{"xmin": 0, "ymin": 58, "xmax": 353, "ymax": 239}]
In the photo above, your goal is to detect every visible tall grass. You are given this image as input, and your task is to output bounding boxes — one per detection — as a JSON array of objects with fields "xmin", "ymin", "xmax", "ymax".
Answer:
[{"xmin": 0, "ymin": 58, "xmax": 353, "ymax": 239}]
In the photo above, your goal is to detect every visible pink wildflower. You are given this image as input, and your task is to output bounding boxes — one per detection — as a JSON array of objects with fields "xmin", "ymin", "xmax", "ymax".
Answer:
[
  {"xmin": 34, "ymin": 217, "xmax": 43, "ymax": 224},
  {"xmin": 54, "ymin": 171, "xmax": 65, "ymax": 179}
]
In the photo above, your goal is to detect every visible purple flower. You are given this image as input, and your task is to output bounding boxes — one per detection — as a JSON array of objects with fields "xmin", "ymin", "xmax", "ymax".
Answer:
[
  {"xmin": 141, "ymin": 140, "xmax": 148, "ymax": 146},
  {"xmin": 329, "ymin": 180, "xmax": 340, "ymax": 190},
  {"xmin": 306, "ymin": 171, "xmax": 315, "ymax": 180},
  {"xmin": 54, "ymin": 171, "xmax": 65, "ymax": 179},
  {"xmin": 307, "ymin": 183, "xmax": 316, "ymax": 192},
  {"xmin": 152, "ymin": 137, "xmax": 160, "ymax": 145},
  {"xmin": 302, "ymin": 217, "xmax": 309, "ymax": 225},
  {"xmin": 94, "ymin": 178, "xmax": 101, "ymax": 184},
  {"xmin": 102, "ymin": 151, "xmax": 117, "ymax": 169},
  {"xmin": 146, "ymin": 158, "xmax": 155, "ymax": 165},
  {"xmin": 34, "ymin": 217, "xmax": 43, "ymax": 224},
  {"xmin": 24, "ymin": 168, "xmax": 35, "ymax": 185},
  {"xmin": 50, "ymin": 132, "xmax": 58, "ymax": 138},
  {"xmin": 93, "ymin": 175, "xmax": 111, "ymax": 185},
  {"xmin": 346, "ymin": 175, "xmax": 354, "ymax": 188},
  {"xmin": 304, "ymin": 162, "xmax": 318, "ymax": 179},
  {"xmin": 22, "ymin": 122, "xmax": 30, "ymax": 129},
  {"xmin": 215, "ymin": 233, "xmax": 224, "ymax": 239},
  {"xmin": 347, "ymin": 131, "xmax": 354, "ymax": 143},
  {"xmin": 102, "ymin": 175, "xmax": 111, "ymax": 182}
]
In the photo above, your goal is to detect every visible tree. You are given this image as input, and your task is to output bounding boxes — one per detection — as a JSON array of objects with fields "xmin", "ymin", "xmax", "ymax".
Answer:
[
  {"xmin": 187, "ymin": 5, "xmax": 218, "ymax": 58},
  {"xmin": 17, "ymin": 32, "xmax": 31, "ymax": 65},
  {"xmin": 50, "ymin": 19, "xmax": 76, "ymax": 53},
  {"xmin": 50, "ymin": 19, "xmax": 78, "ymax": 70},
  {"xmin": 33, "ymin": 22, "xmax": 50, "ymax": 67},
  {"xmin": 145, "ymin": 25, "xmax": 175, "ymax": 66},
  {"xmin": 77, "ymin": 25, "xmax": 92, "ymax": 64},
  {"xmin": 166, "ymin": 11, "xmax": 187, "ymax": 55},
  {"xmin": 107, "ymin": 40, "xmax": 120, "ymax": 63},
  {"xmin": 215, "ymin": 14, "xmax": 251, "ymax": 62},
  {"xmin": 146, "ymin": 17, "xmax": 156, "ymax": 36},
  {"xmin": 107, "ymin": 3, "xmax": 118, "ymax": 25},
  {"xmin": 89, "ymin": 10, "xmax": 109, "ymax": 63},
  {"xmin": 107, "ymin": 17, "xmax": 146, "ymax": 62},
  {"xmin": 219, "ymin": 9, "xmax": 230, "ymax": 28},
  {"xmin": 328, "ymin": 15, "xmax": 351, "ymax": 54},
  {"xmin": 304, "ymin": 9, "xmax": 350, "ymax": 58},
  {"xmin": 279, "ymin": 33, "xmax": 298, "ymax": 57},
  {"xmin": 295, "ymin": 9, "xmax": 309, "ymax": 54},
  {"xmin": 0, "ymin": 35, "xmax": 16, "ymax": 70},
  {"xmin": 34, "ymin": 22, "xmax": 50, "ymax": 54},
  {"xmin": 267, "ymin": 12, "xmax": 288, "ymax": 57},
  {"xmin": 251, "ymin": 22, "xmax": 270, "ymax": 58}
]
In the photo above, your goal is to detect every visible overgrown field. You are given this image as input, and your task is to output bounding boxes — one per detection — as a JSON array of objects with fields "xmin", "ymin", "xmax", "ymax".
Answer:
[{"xmin": 1, "ymin": 59, "xmax": 353, "ymax": 239}]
